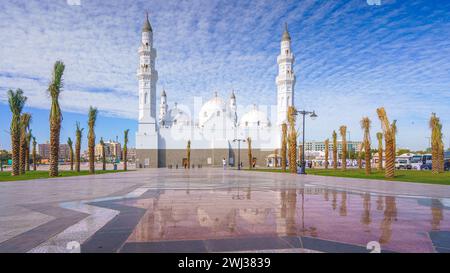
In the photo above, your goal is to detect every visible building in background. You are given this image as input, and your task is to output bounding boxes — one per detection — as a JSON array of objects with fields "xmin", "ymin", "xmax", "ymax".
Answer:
[
  {"xmin": 38, "ymin": 142, "xmax": 70, "ymax": 161},
  {"xmin": 94, "ymin": 140, "xmax": 122, "ymax": 161},
  {"xmin": 304, "ymin": 140, "xmax": 362, "ymax": 155}
]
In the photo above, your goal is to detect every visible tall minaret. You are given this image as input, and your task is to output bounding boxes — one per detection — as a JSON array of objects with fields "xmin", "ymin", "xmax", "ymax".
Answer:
[
  {"xmin": 276, "ymin": 23, "xmax": 296, "ymax": 126},
  {"xmin": 138, "ymin": 12, "xmax": 158, "ymax": 123},
  {"xmin": 159, "ymin": 89, "xmax": 168, "ymax": 125},
  {"xmin": 230, "ymin": 91, "xmax": 237, "ymax": 125}
]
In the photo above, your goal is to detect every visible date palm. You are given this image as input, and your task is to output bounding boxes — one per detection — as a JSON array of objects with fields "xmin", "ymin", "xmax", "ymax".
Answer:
[
  {"xmin": 287, "ymin": 106, "xmax": 297, "ymax": 173},
  {"xmin": 67, "ymin": 137, "xmax": 74, "ymax": 171},
  {"xmin": 376, "ymin": 132, "xmax": 383, "ymax": 170},
  {"xmin": 357, "ymin": 142, "xmax": 363, "ymax": 169},
  {"xmin": 87, "ymin": 107, "xmax": 98, "ymax": 174},
  {"xmin": 391, "ymin": 120, "xmax": 397, "ymax": 156},
  {"xmin": 48, "ymin": 61, "xmax": 65, "ymax": 177},
  {"xmin": 376, "ymin": 107, "xmax": 395, "ymax": 178},
  {"xmin": 100, "ymin": 137, "xmax": 106, "ymax": 171},
  {"xmin": 26, "ymin": 129, "xmax": 32, "ymax": 171},
  {"xmin": 429, "ymin": 113, "xmax": 444, "ymax": 173},
  {"xmin": 124, "ymin": 129, "xmax": 130, "ymax": 171},
  {"xmin": 8, "ymin": 89, "xmax": 27, "ymax": 176},
  {"xmin": 324, "ymin": 139, "xmax": 329, "ymax": 169},
  {"xmin": 281, "ymin": 123, "xmax": 287, "ymax": 171},
  {"xmin": 75, "ymin": 122, "xmax": 83, "ymax": 172},
  {"xmin": 339, "ymin": 126, "xmax": 347, "ymax": 171},
  {"xmin": 361, "ymin": 117, "xmax": 372, "ymax": 175},
  {"xmin": 19, "ymin": 113, "xmax": 31, "ymax": 174},
  {"xmin": 332, "ymin": 130, "xmax": 337, "ymax": 169},
  {"xmin": 32, "ymin": 136, "xmax": 37, "ymax": 171},
  {"xmin": 247, "ymin": 137, "xmax": 252, "ymax": 169}
]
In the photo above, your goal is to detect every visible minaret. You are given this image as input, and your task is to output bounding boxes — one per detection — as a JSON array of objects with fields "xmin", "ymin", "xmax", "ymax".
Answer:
[
  {"xmin": 136, "ymin": 12, "xmax": 159, "ymax": 160},
  {"xmin": 159, "ymin": 89, "xmax": 168, "ymax": 125},
  {"xmin": 276, "ymin": 23, "xmax": 296, "ymax": 126},
  {"xmin": 230, "ymin": 90, "xmax": 237, "ymax": 125},
  {"xmin": 138, "ymin": 12, "xmax": 158, "ymax": 123}
]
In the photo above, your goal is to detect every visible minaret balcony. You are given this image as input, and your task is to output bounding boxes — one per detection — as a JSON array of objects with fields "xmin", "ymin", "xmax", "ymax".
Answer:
[
  {"xmin": 276, "ymin": 75, "xmax": 295, "ymax": 84},
  {"xmin": 277, "ymin": 54, "xmax": 294, "ymax": 64}
]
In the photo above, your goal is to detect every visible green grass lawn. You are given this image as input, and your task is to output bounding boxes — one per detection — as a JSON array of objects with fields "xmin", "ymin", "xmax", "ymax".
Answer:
[
  {"xmin": 251, "ymin": 168, "xmax": 450, "ymax": 186},
  {"xmin": 0, "ymin": 170, "xmax": 126, "ymax": 182}
]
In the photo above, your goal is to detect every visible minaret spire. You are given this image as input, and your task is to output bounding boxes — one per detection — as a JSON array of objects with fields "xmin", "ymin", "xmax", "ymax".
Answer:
[
  {"xmin": 281, "ymin": 22, "xmax": 291, "ymax": 42},
  {"xmin": 142, "ymin": 11, "xmax": 152, "ymax": 32}
]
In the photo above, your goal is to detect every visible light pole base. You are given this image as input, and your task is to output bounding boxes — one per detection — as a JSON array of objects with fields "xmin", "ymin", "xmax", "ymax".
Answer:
[{"xmin": 298, "ymin": 165, "xmax": 306, "ymax": 175}]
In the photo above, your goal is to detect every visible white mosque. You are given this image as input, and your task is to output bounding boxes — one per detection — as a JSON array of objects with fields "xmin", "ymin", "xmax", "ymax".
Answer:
[{"xmin": 135, "ymin": 14, "xmax": 296, "ymax": 168}]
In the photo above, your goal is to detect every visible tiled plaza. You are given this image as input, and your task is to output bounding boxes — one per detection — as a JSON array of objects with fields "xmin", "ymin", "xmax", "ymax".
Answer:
[{"xmin": 0, "ymin": 169, "xmax": 449, "ymax": 253}]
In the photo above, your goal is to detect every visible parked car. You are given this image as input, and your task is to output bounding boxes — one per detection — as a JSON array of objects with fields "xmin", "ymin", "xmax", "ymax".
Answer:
[
  {"xmin": 395, "ymin": 158, "xmax": 412, "ymax": 169},
  {"xmin": 445, "ymin": 160, "xmax": 450, "ymax": 171}
]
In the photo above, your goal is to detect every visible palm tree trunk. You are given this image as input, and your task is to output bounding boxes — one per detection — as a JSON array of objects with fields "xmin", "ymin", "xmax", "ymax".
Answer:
[
  {"xmin": 75, "ymin": 141, "xmax": 81, "ymax": 172},
  {"xmin": 11, "ymin": 120, "xmax": 20, "ymax": 176},
  {"xmin": 281, "ymin": 123, "xmax": 287, "ymax": 171},
  {"xmin": 247, "ymin": 137, "xmax": 252, "ymax": 169},
  {"xmin": 340, "ymin": 126, "xmax": 347, "ymax": 171},
  {"xmin": 102, "ymin": 146, "xmax": 106, "ymax": 171},
  {"xmin": 32, "ymin": 143, "xmax": 37, "ymax": 171},
  {"xmin": 377, "ymin": 132, "xmax": 383, "ymax": 170},
  {"xmin": 324, "ymin": 139, "xmax": 329, "ymax": 169},
  {"xmin": 332, "ymin": 131, "xmax": 337, "ymax": 170},
  {"xmin": 49, "ymin": 119, "xmax": 61, "ymax": 177},
  {"xmin": 19, "ymin": 130, "xmax": 26, "ymax": 174},
  {"xmin": 377, "ymin": 108, "xmax": 395, "ymax": 178}
]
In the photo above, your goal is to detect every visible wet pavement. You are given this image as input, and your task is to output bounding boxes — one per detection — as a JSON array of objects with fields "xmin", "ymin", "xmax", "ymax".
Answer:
[{"xmin": 0, "ymin": 168, "xmax": 449, "ymax": 253}]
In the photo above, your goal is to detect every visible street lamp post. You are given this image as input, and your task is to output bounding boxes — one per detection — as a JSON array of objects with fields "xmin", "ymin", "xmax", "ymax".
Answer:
[
  {"xmin": 233, "ymin": 138, "xmax": 246, "ymax": 170},
  {"xmin": 295, "ymin": 110, "xmax": 318, "ymax": 174}
]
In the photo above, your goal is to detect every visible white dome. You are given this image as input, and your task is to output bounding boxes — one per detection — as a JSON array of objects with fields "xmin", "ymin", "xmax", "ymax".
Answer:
[
  {"xmin": 166, "ymin": 105, "xmax": 190, "ymax": 126},
  {"xmin": 239, "ymin": 106, "xmax": 270, "ymax": 128},
  {"xmin": 199, "ymin": 95, "xmax": 227, "ymax": 126}
]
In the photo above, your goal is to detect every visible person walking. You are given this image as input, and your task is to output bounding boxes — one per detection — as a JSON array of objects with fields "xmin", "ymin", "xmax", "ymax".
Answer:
[{"xmin": 222, "ymin": 158, "xmax": 227, "ymax": 170}]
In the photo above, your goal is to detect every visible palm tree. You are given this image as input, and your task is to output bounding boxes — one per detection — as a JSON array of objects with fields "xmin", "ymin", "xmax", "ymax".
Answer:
[
  {"xmin": 32, "ymin": 136, "xmax": 37, "ymax": 171},
  {"xmin": 8, "ymin": 89, "xmax": 27, "ymax": 176},
  {"xmin": 376, "ymin": 107, "xmax": 395, "ymax": 178},
  {"xmin": 391, "ymin": 120, "xmax": 397, "ymax": 155},
  {"xmin": 361, "ymin": 117, "xmax": 372, "ymax": 175},
  {"xmin": 48, "ymin": 61, "xmax": 65, "ymax": 177},
  {"xmin": 186, "ymin": 139, "xmax": 190, "ymax": 170},
  {"xmin": 287, "ymin": 106, "xmax": 297, "ymax": 173},
  {"xmin": 274, "ymin": 149, "xmax": 278, "ymax": 167},
  {"xmin": 247, "ymin": 137, "xmax": 252, "ymax": 169},
  {"xmin": 332, "ymin": 131, "xmax": 337, "ymax": 169},
  {"xmin": 19, "ymin": 113, "xmax": 31, "ymax": 174},
  {"xmin": 324, "ymin": 139, "xmax": 329, "ymax": 169},
  {"xmin": 100, "ymin": 137, "xmax": 106, "ymax": 171},
  {"xmin": 376, "ymin": 132, "xmax": 383, "ymax": 170},
  {"xmin": 75, "ymin": 122, "xmax": 83, "ymax": 172},
  {"xmin": 124, "ymin": 129, "xmax": 130, "ymax": 171},
  {"xmin": 429, "ymin": 113, "xmax": 444, "ymax": 173},
  {"xmin": 67, "ymin": 137, "xmax": 74, "ymax": 171},
  {"xmin": 87, "ymin": 107, "xmax": 98, "ymax": 174},
  {"xmin": 281, "ymin": 123, "xmax": 287, "ymax": 171},
  {"xmin": 26, "ymin": 129, "xmax": 32, "ymax": 171},
  {"xmin": 357, "ymin": 143, "xmax": 363, "ymax": 169},
  {"xmin": 339, "ymin": 126, "xmax": 347, "ymax": 171}
]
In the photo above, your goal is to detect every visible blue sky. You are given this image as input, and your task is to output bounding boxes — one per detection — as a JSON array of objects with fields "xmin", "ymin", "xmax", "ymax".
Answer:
[{"xmin": 0, "ymin": 0, "xmax": 449, "ymax": 151}]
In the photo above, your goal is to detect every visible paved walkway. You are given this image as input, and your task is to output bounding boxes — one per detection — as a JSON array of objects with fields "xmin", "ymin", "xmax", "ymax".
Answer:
[{"xmin": 0, "ymin": 168, "xmax": 449, "ymax": 253}]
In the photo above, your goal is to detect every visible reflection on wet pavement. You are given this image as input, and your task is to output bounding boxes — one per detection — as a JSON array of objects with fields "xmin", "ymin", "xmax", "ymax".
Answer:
[{"xmin": 118, "ymin": 183, "xmax": 450, "ymax": 253}]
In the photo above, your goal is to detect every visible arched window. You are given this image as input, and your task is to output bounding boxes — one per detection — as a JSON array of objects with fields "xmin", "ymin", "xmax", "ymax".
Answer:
[
  {"xmin": 257, "ymin": 121, "xmax": 260, "ymax": 126},
  {"xmin": 245, "ymin": 121, "xmax": 248, "ymax": 126},
  {"xmin": 144, "ymin": 92, "xmax": 148, "ymax": 104},
  {"xmin": 217, "ymin": 111, "xmax": 220, "ymax": 117}
]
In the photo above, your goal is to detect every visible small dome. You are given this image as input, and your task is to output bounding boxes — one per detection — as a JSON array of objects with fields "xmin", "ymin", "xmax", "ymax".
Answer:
[
  {"xmin": 199, "ymin": 93, "xmax": 227, "ymax": 126},
  {"xmin": 240, "ymin": 106, "xmax": 270, "ymax": 128},
  {"xmin": 166, "ymin": 104, "xmax": 190, "ymax": 126}
]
